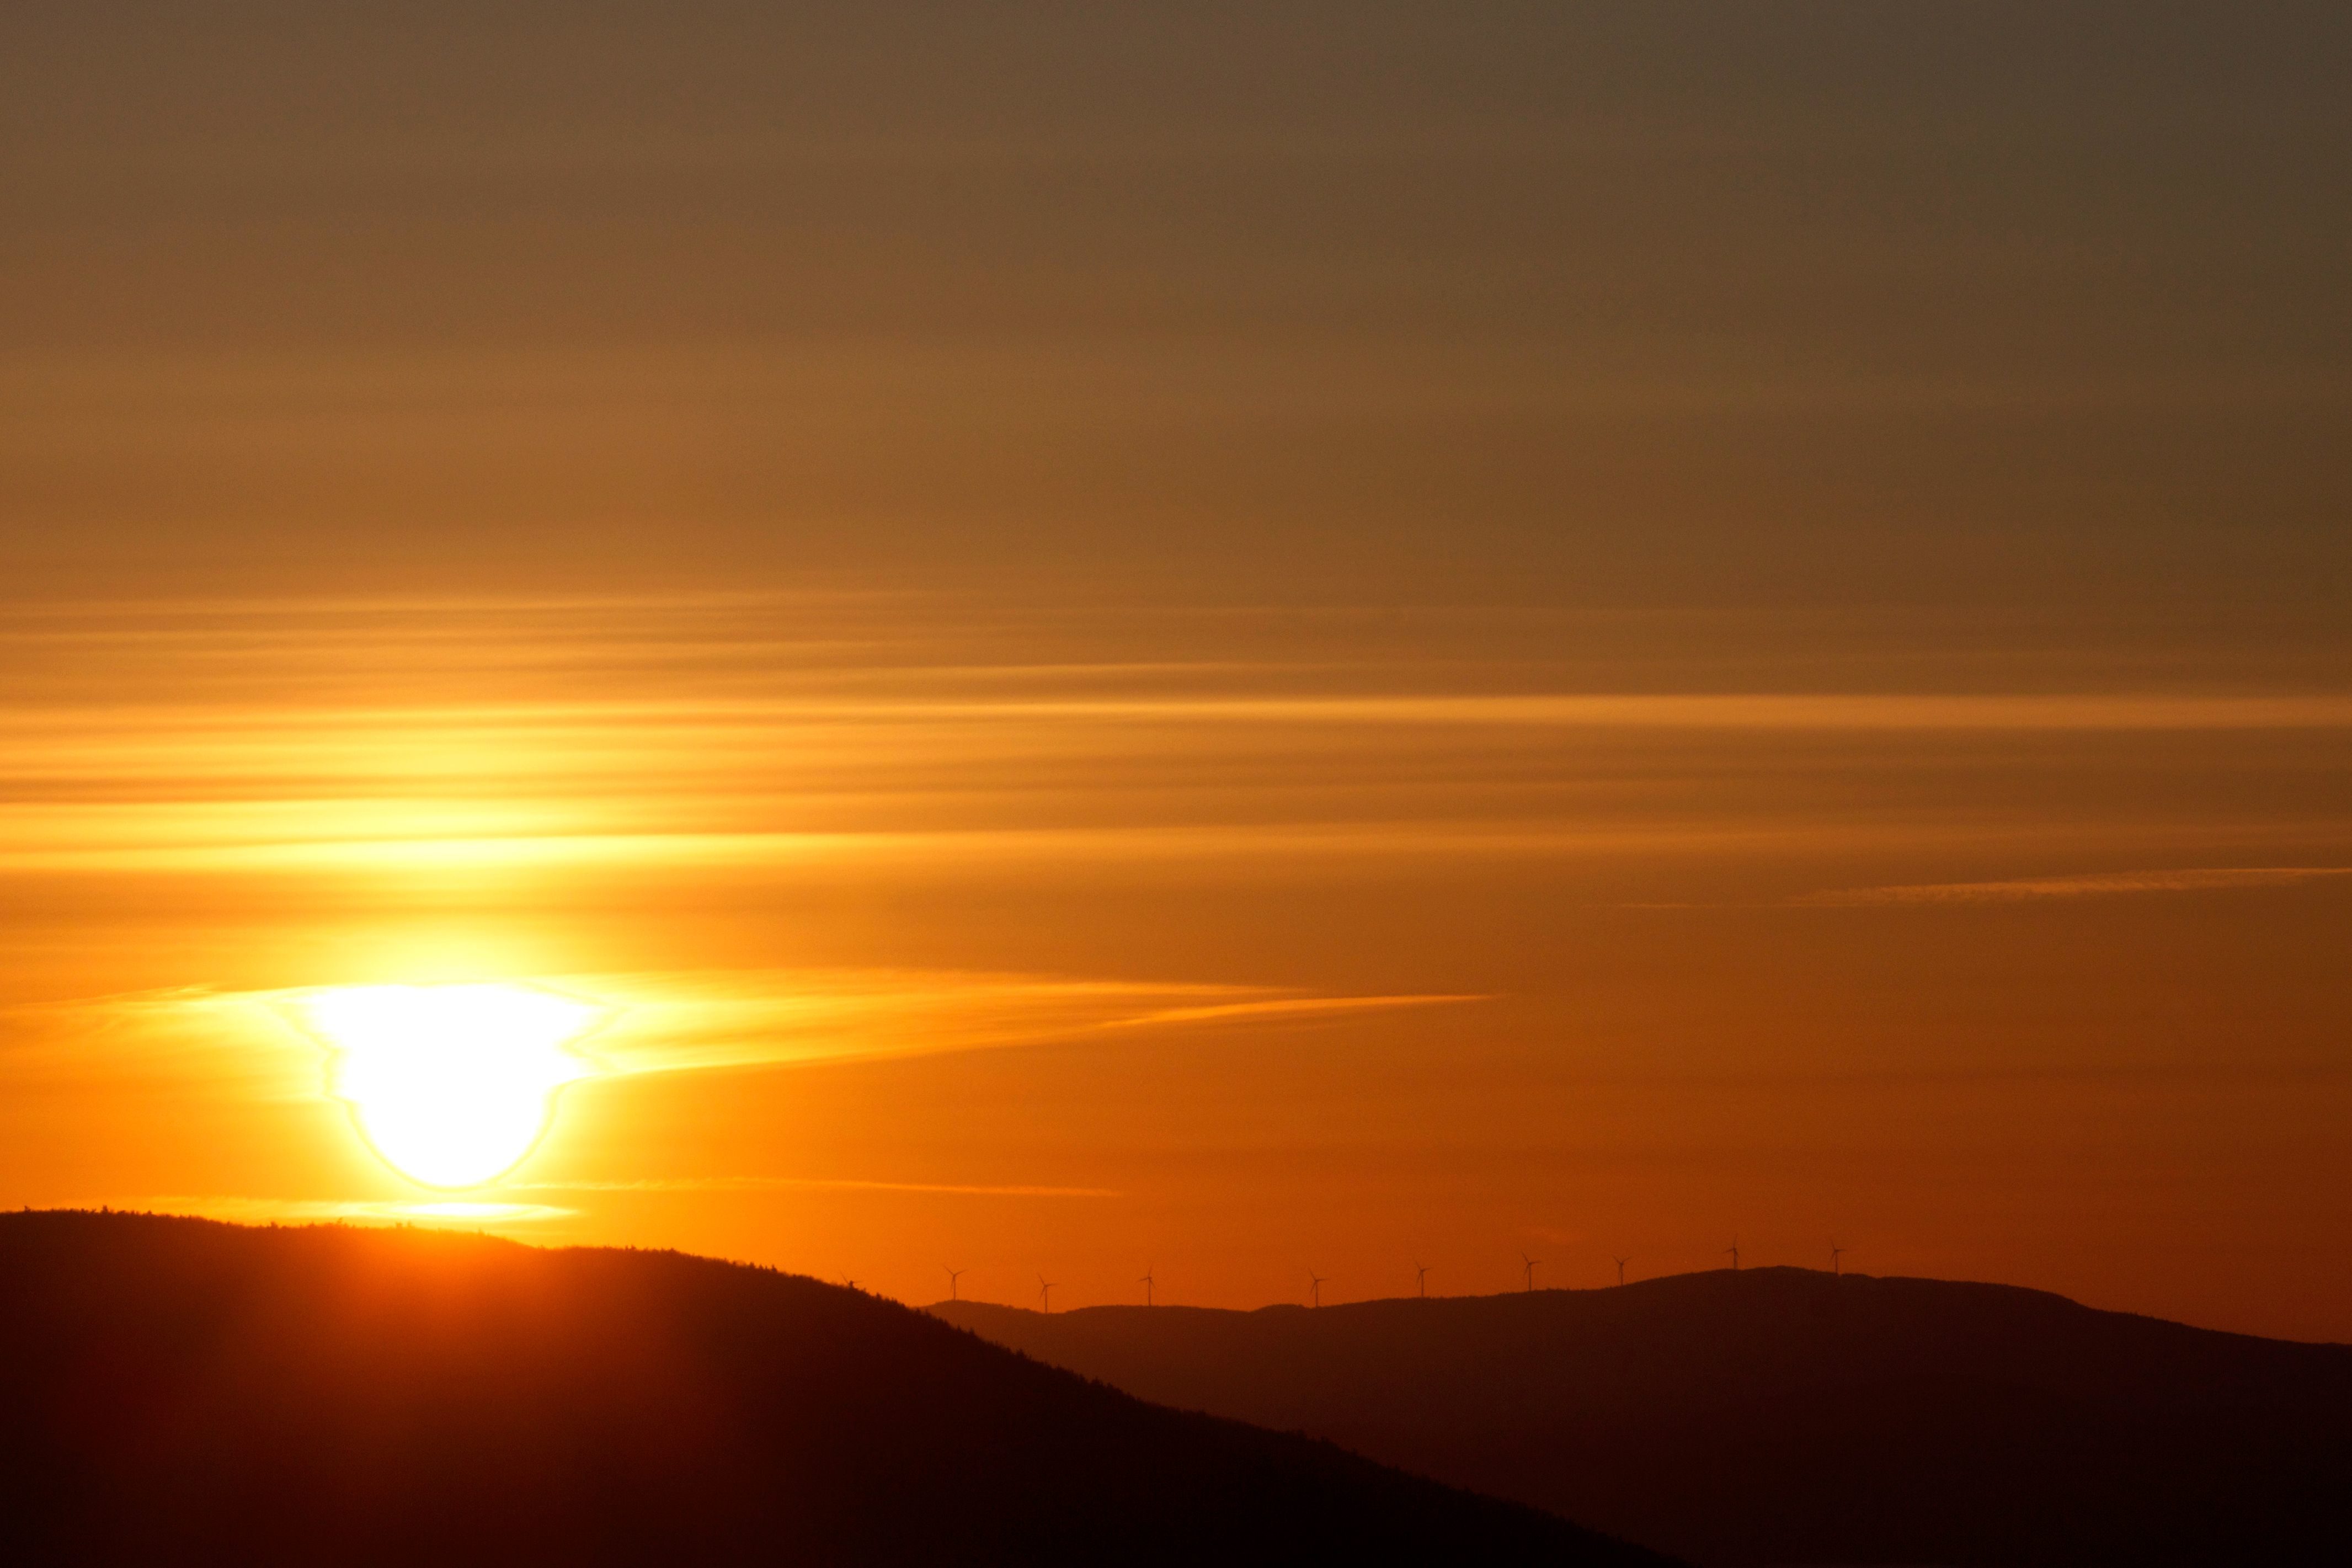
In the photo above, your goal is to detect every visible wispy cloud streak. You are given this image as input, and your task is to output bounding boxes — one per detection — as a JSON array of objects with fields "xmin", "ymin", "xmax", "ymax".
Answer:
[
  {"xmin": 1798, "ymin": 867, "xmax": 2352, "ymax": 906},
  {"xmin": 570, "ymin": 970, "xmax": 1482, "ymax": 1075},
  {"xmin": 84, "ymin": 1197, "xmax": 574, "ymax": 1224},
  {"xmin": 512, "ymin": 1176, "xmax": 1119, "ymax": 1198},
  {"xmin": 13, "ymin": 970, "xmax": 1481, "ymax": 1093}
]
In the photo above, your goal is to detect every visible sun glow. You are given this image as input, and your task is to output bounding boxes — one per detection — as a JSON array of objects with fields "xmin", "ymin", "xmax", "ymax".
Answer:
[{"xmin": 290, "ymin": 983, "xmax": 607, "ymax": 1190}]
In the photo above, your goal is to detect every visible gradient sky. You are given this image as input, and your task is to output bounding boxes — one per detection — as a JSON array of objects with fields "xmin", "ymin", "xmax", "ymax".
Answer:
[{"xmin": 3, "ymin": 3, "xmax": 2348, "ymax": 1340}]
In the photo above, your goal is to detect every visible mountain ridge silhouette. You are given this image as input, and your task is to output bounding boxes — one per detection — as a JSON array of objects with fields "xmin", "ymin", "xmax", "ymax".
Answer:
[
  {"xmin": 932, "ymin": 1265, "xmax": 2352, "ymax": 1565},
  {"xmin": 0, "ymin": 1210, "xmax": 1671, "ymax": 1567}
]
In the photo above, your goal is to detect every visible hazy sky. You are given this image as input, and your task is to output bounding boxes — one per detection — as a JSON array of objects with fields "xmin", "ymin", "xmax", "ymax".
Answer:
[{"xmin": 3, "ymin": 4, "xmax": 2348, "ymax": 1338}]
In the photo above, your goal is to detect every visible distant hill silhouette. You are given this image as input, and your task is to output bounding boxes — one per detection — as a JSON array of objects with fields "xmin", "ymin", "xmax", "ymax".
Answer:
[
  {"xmin": 934, "ymin": 1267, "xmax": 2352, "ymax": 1566},
  {"xmin": 0, "ymin": 1213, "xmax": 1668, "ymax": 1567}
]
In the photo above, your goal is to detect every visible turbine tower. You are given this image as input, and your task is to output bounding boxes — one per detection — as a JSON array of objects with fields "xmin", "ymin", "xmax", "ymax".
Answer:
[
  {"xmin": 1830, "ymin": 1243, "xmax": 1846, "ymax": 1276},
  {"xmin": 1037, "ymin": 1275, "xmax": 1055, "ymax": 1314},
  {"xmin": 1613, "ymin": 1255, "xmax": 1630, "ymax": 1287},
  {"xmin": 1139, "ymin": 1266, "xmax": 1156, "ymax": 1307},
  {"xmin": 945, "ymin": 1266, "xmax": 964, "ymax": 1302},
  {"xmin": 1414, "ymin": 1262, "xmax": 1430, "ymax": 1298},
  {"xmin": 1308, "ymin": 1271, "xmax": 1327, "ymax": 1308},
  {"xmin": 1521, "ymin": 1252, "xmax": 1539, "ymax": 1292},
  {"xmin": 1725, "ymin": 1238, "xmax": 1741, "ymax": 1271}
]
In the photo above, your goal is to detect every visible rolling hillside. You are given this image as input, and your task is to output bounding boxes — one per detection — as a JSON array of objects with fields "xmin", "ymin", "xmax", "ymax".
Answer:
[{"xmin": 935, "ymin": 1267, "xmax": 2352, "ymax": 1565}]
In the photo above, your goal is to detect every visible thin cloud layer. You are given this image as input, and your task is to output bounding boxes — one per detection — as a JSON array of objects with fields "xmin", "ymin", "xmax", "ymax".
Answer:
[{"xmin": 7, "ymin": 595, "xmax": 2350, "ymax": 884}]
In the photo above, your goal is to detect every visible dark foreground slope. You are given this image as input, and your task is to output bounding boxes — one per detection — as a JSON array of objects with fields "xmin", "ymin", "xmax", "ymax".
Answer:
[
  {"xmin": 0, "ymin": 1213, "xmax": 1668, "ymax": 1568},
  {"xmin": 935, "ymin": 1268, "xmax": 2352, "ymax": 1566}
]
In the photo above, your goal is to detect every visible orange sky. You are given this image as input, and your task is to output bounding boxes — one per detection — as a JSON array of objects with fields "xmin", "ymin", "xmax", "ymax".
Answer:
[{"xmin": 3, "ymin": 5, "xmax": 2349, "ymax": 1340}]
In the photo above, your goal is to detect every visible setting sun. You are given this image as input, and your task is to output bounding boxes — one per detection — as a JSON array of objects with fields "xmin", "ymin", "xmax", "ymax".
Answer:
[{"xmin": 288, "ymin": 984, "xmax": 607, "ymax": 1190}]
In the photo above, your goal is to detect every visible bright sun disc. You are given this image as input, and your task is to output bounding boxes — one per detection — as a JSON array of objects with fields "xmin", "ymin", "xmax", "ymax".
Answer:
[{"xmin": 290, "ymin": 983, "xmax": 606, "ymax": 1190}]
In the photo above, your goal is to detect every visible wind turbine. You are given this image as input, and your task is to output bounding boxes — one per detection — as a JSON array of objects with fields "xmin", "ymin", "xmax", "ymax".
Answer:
[
  {"xmin": 1613, "ymin": 1255, "xmax": 1630, "ymax": 1287},
  {"xmin": 1725, "ymin": 1238, "xmax": 1741, "ymax": 1271},
  {"xmin": 1308, "ymin": 1271, "xmax": 1327, "ymax": 1308},
  {"xmin": 1414, "ymin": 1262, "xmax": 1430, "ymax": 1298},
  {"xmin": 1830, "ymin": 1243, "xmax": 1846, "ymax": 1276},
  {"xmin": 945, "ymin": 1266, "xmax": 964, "ymax": 1302},
  {"xmin": 1521, "ymin": 1253, "xmax": 1540, "ymax": 1293},
  {"xmin": 1037, "ymin": 1275, "xmax": 1055, "ymax": 1314},
  {"xmin": 1139, "ymin": 1265, "xmax": 1156, "ymax": 1307}
]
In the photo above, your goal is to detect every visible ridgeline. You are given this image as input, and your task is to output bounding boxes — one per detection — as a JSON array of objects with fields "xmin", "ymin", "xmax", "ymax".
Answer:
[{"xmin": 935, "ymin": 1266, "xmax": 2352, "ymax": 1565}]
